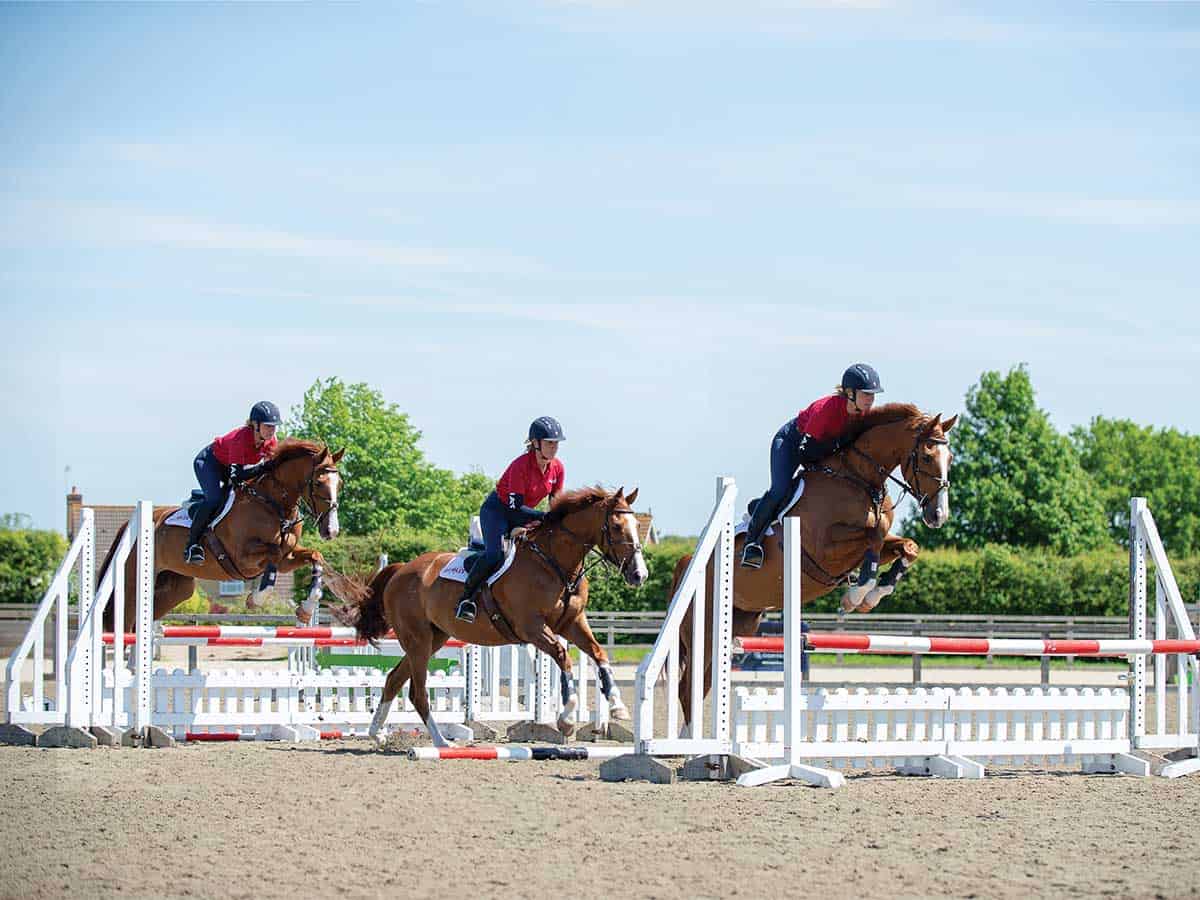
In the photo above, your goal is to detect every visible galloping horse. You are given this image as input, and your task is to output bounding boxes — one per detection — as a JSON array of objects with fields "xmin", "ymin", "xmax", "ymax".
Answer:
[
  {"xmin": 101, "ymin": 439, "xmax": 346, "ymax": 631},
  {"xmin": 676, "ymin": 404, "xmax": 957, "ymax": 726},
  {"xmin": 335, "ymin": 487, "xmax": 648, "ymax": 746}
]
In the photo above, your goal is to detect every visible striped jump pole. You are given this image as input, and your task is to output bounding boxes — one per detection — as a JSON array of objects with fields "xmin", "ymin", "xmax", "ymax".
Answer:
[
  {"xmin": 102, "ymin": 628, "xmax": 467, "ymax": 649},
  {"xmin": 184, "ymin": 730, "xmax": 347, "ymax": 742},
  {"xmin": 735, "ymin": 635, "xmax": 1200, "ymax": 657},
  {"xmin": 408, "ymin": 745, "xmax": 630, "ymax": 761}
]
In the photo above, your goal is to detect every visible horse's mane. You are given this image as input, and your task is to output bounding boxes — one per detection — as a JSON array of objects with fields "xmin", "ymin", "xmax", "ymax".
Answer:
[
  {"xmin": 844, "ymin": 403, "xmax": 931, "ymax": 442},
  {"xmin": 269, "ymin": 438, "xmax": 327, "ymax": 464},
  {"xmin": 542, "ymin": 486, "xmax": 613, "ymax": 527}
]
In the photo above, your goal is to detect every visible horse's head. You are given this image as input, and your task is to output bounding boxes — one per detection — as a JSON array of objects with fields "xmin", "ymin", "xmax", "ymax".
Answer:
[
  {"xmin": 900, "ymin": 413, "xmax": 957, "ymax": 529},
  {"xmin": 268, "ymin": 440, "xmax": 345, "ymax": 540},
  {"xmin": 306, "ymin": 446, "xmax": 345, "ymax": 540},
  {"xmin": 546, "ymin": 486, "xmax": 649, "ymax": 588}
]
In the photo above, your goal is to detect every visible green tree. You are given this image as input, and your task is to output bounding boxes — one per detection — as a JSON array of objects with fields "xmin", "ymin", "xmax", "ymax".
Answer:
[
  {"xmin": 287, "ymin": 378, "xmax": 492, "ymax": 538},
  {"xmin": 903, "ymin": 365, "xmax": 1109, "ymax": 554},
  {"xmin": 0, "ymin": 522, "xmax": 68, "ymax": 604},
  {"xmin": 1072, "ymin": 417, "xmax": 1200, "ymax": 554}
]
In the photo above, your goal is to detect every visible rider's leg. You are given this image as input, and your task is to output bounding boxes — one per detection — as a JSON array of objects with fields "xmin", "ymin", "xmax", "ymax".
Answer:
[
  {"xmin": 741, "ymin": 420, "xmax": 802, "ymax": 568},
  {"xmin": 185, "ymin": 446, "xmax": 226, "ymax": 564},
  {"xmin": 456, "ymin": 494, "xmax": 508, "ymax": 623}
]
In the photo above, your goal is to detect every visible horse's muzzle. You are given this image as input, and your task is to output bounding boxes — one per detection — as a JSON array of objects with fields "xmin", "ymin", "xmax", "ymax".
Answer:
[{"xmin": 623, "ymin": 551, "xmax": 649, "ymax": 588}]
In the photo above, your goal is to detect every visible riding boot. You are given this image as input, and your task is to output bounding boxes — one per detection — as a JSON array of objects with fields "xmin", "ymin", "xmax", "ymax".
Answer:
[
  {"xmin": 740, "ymin": 495, "xmax": 779, "ymax": 569},
  {"xmin": 184, "ymin": 504, "xmax": 217, "ymax": 565},
  {"xmin": 455, "ymin": 558, "xmax": 493, "ymax": 623}
]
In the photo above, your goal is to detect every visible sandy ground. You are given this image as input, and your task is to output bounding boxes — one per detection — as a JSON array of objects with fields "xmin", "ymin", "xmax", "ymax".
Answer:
[{"xmin": 3, "ymin": 673, "xmax": 1200, "ymax": 900}]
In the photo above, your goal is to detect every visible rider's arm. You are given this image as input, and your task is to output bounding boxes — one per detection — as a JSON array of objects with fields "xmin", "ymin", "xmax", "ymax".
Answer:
[{"xmin": 504, "ymin": 492, "xmax": 547, "ymax": 522}]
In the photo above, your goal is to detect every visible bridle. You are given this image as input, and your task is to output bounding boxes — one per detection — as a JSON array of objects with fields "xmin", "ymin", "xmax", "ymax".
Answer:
[
  {"xmin": 525, "ymin": 501, "xmax": 642, "ymax": 601},
  {"xmin": 242, "ymin": 456, "xmax": 340, "ymax": 542},
  {"xmin": 842, "ymin": 429, "xmax": 951, "ymax": 511}
]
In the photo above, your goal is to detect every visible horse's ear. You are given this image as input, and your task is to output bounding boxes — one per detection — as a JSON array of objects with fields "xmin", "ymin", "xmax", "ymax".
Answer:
[
  {"xmin": 626, "ymin": 487, "xmax": 639, "ymax": 506},
  {"xmin": 332, "ymin": 448, "xmax": 346, "ymax": 463},
  {"xmin": 941, "ymin": 415, "xmax": 958, "ymax": 433},
  {"xmin": 615, "ymin": 486, "xmax": 625, "ymax": 500}
]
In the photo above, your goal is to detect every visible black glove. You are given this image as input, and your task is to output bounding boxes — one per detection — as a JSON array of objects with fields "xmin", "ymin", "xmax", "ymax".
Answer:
[{"xmin": 796, "ymin": 433, "xmax": 839, "ymax": 464}]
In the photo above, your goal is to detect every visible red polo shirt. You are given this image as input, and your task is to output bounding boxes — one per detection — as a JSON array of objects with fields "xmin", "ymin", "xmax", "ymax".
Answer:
[
  {"xmin": 211, "ymin": 426, "xmax": 277, "ymax": 467},
  {"xmin": 496, "ymin": 451, "xmax": 564, "ymax": 509},
  {"xmin": 795, "ymin": 394, "xmax": 851, "ymax": 441}
]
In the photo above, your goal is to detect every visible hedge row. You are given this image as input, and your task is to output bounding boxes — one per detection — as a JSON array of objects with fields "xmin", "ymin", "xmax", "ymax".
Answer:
[
  {"xmin": 583, "ymin": 542, "xmax": 1199, "ymax": 617},
  {"xmin": 293, "ymin": 530, "xmax": 1197, "ymax": 619}
]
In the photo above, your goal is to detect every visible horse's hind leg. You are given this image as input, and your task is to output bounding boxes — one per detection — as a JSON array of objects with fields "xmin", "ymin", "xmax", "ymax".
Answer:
[
  {"xmin": 369, "ymin": 656, "xmax": 413, "ymax": 746},
  {"xmin": 406, "ymin": 629, "xmax": 452, "ymax": 746},
  {"xmin": 525, "ymin": 625, "xmax": 576, "ymax": 738},
  {"xmin": 557, "ymin": 614, "xmax": 629, "ymax": 721}
]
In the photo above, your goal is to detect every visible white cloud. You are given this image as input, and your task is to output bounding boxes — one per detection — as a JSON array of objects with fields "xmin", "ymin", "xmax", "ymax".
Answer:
[{"xmin": 6, "ymin": 205, "xmax": 546, "ymax": 275}]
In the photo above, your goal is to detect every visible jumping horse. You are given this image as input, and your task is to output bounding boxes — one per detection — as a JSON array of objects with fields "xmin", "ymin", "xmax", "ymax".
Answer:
[
  {"xmin": 101, "ymin": 439, "xmax": 347, "ymax": 631},
  {"xmin": 675, "ymin": 404, "xmax": 957, "ymax": 727}
]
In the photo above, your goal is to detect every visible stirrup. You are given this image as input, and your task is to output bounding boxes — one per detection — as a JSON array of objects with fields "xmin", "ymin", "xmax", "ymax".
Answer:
[
  {"xmin": 184, "ymin": 544, "xmax": 205, "ymax": 565},
  {"xmin": 455, "ymin": 598, "xmax": 477, "ymax": 624},
  {"xmin": 740, "ymin": 541, "xmax": 764, "ymax": 569}
]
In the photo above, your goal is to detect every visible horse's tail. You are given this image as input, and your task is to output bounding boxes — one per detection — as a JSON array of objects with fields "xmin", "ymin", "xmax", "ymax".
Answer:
[
  {"xmin": 98, "ymin": 521, "xmax": 130, "ymax": 631},
  {"xmin": 330, "ymin": 564, "xmax": 396, "ymax": 645}
]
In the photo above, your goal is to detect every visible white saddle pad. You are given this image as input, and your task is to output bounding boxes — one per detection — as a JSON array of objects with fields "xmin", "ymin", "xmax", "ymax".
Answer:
[
  {"xmin": 734, "ymin": 479, "xmax": 805, "ymax": 538},
  {"xmin": 164, "ymin": 490, "xmax": 237, "ymax": 530},
  {"xmin": 437, "ymin": 539, "xmax": 518, "ymax": 586}
]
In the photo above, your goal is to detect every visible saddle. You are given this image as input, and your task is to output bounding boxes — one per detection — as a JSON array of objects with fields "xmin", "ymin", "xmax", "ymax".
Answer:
[{"xmin": 184, "ymin": 488, "xmax": 227, "ymax": 520}]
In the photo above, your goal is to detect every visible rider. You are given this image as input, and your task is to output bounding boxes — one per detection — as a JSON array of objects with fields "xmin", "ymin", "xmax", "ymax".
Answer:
[
  {"xmin": 740, "ymin": 364, "xmax": 883, "ymax": 569},
  {"xmin": 184, "ymin": 401, "xmax": 282, "ymax": 565},
  {"xmin": 455, "ymin": 416, "xmax": 566, "ymax": 623}
]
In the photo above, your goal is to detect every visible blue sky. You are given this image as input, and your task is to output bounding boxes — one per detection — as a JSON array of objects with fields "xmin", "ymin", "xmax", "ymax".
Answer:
[{"xmin": 2, "ymin": 1, "xmax": 1197, "ymax": 536}]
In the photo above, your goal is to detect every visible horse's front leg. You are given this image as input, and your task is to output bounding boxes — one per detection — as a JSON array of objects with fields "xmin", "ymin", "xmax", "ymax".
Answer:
[
  {"xmin": 858, "ymin": 535, "xmax": 919, "ymax": 612},
  {"xmin": 277, "ymin": 545, "xmax": 326, "ymax": 625},
  {"xmin": 840, "ymin": 526, "xmax": 888, "ymax": 613},
  {"xmin": 556, "ymin": 613, "xmax": 630, "ymax": 723}
]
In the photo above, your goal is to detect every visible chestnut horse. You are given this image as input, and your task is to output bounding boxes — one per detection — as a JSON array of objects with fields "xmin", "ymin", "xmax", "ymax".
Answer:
[
  {"xmin": 675, "ymin": 404, "xmax": 957, "ymax": 726},
  {"xmin": 101, "ymin": 439, "xmax": 346, "ymax": 631},
  {"xmin": 336, "ymin": 487, "xmax": 648, "ymax": 747}
]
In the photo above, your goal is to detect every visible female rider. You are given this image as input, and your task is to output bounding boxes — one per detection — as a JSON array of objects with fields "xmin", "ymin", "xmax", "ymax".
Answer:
[
  {"xmin": 740, "ymin": 364, "xmax": 883, "ymax": 569},
  {"xmin": 184, "ymin": 401, "xmax": 281, "ymax": 564},
  {"xmin": 456, "ymin": 416, "xmax": 566, "ymax": 623}
]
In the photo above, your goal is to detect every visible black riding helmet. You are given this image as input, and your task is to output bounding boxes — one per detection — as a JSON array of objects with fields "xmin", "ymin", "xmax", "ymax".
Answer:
[
  {"xmin": 528, "ymin": 416, "xmax": 566, "ymax": 442},
  {"xmin": 841, "ymin": 364, "xmax": 884, "ymax": 395},
  {"xmin": 250, "ymin": 401, "xmax": 282, "ymax": 426}
]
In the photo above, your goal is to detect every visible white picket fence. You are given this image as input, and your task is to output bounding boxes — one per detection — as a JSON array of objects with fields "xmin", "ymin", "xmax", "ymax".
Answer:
[{"xmin": 1, "ymin": 503, "xmax": 613, "ymax": 744}]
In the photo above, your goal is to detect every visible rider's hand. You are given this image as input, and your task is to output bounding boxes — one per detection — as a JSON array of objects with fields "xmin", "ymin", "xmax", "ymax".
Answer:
[
  {"xmin": 229, "ymin": 464, "xmax": 244, "ymax": 483},
  {"xmin": 510, "ymin": 526, "xmax": 531, "ymax": 541}
]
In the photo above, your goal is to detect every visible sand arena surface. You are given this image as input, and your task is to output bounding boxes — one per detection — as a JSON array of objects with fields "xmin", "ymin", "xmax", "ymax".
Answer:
[{"xmin": 3, "ymin": 731, "xmax": 1200, "ymax": 900}]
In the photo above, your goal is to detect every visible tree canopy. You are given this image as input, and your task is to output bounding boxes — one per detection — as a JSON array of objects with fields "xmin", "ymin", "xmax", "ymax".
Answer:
[
  {"xmin": 903, "ymin": 365, "xmax": 1109, "ymax": 554},
  {"xmin": 286, "ymin": 378, "xmax": 492, "ymax": 538}
]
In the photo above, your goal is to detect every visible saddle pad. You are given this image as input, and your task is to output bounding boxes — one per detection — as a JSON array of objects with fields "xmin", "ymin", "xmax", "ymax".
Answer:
[
  {"xmin": 437, "ymin": 539, "xmax": 518, "ymax": 586},
  {"xmin": 734, "ymin": 479, "xmax": 805, "ymax": 538},
  {"xmin": 164, "ymin": 490, "xmax": 237, "ymax": 530}
]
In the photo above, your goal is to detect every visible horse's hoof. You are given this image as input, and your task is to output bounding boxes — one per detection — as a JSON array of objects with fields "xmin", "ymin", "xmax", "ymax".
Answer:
[
  {"xmin": 372, "ymin": 732, "xmax": 388, "ymax": 748},
  {"xmin": 860, "ymin": 585, "xmax": 893, "ymax": 611},
  {"xmin": 556, "ymin": 718, "xmax": 577, "ymax": 739},
  {"xmin": 609, "ymin": 701, "xmax": 632, "ymax": 721}
]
